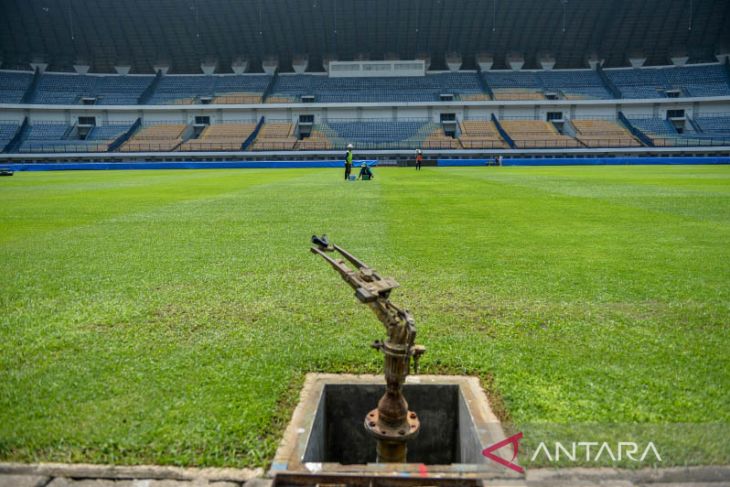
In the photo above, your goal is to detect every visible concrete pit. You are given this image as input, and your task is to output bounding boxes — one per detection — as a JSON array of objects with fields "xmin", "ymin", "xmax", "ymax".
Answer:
[{"xmin": 271, "ymin": 374, "xmax": 521, "ymax": 485}]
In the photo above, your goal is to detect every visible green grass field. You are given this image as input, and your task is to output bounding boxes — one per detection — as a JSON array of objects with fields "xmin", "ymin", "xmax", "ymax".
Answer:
[{"xmin": 1, "ymin": 166, "xmax": 729, "ymax": 468}]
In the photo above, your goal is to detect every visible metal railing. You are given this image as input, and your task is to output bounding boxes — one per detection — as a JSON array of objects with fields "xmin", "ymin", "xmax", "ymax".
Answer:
[
  {"xmin": 510, "ymin": 139, "xmax": 634, "ymax": 149},
  {"xmin": 211, "ymin": 95, "xmax": 264, "ymax": 104},
  {"xmin": 491, "ymin": 92, "xmax": 548, "ymax": 100},
  {"xmin": 572, "ymin": 115, "xmax": 620, "ymax": 121},
  {"xmin": 460, "ymin": 140, "xmax": 511, "ymax": 149},
  {"xmin": 249, "ymin": 142, "xmax": 298, "ymax": 151},
  {"xmin": 650, "ymin": 137, "xmax": 730, "ymax": 147},
  {"xmin": 11, "ymin": 137, "xmax": 730, "ymax": 154},
  {"xmin": 18, "ymin": 143, "xmax": 111, "ymax": 153}
]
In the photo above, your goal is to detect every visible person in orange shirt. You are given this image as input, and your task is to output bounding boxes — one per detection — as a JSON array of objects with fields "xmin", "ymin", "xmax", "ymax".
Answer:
[{"xmin": 416, "ymin": 149, "xmax": 423, "ymax": 171}]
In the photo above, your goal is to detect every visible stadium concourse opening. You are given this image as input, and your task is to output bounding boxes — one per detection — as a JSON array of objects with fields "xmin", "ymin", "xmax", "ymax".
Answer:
[{"xmin": 1, "ymin": 1, "xmax": 730, "ymax": 487}]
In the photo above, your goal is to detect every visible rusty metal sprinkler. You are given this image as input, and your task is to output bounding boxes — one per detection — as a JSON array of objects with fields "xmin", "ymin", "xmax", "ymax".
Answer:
[{"xmin": 311, "ymin": 235, "xmax": 426, "ymax": 463}]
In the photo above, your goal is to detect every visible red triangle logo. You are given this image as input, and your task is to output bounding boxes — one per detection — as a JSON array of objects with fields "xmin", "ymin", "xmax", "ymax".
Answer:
[{"xmin": 482, "ymin": 432, "xmax": 525, "ymax": 474}]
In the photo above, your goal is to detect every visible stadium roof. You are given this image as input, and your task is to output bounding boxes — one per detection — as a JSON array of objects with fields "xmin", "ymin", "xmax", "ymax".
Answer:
[{"xmin": 1, "ymin": 0, "xmax": 729, "ymax": 73}]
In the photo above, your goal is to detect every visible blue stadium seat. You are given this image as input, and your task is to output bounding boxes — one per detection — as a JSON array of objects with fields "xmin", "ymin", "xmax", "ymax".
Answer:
[
  {"xmin": 32, "ymin": 73, "xmax": 154, "ymax": 105},
  {"xmin": 0, "ymin": 122, "xmax": 22, "ymax": 151},
  {"xmin": 17, "ymin": 122, "xmax": 133, "ymax": 153},
  {"xmin": 538, "ymin": 70, "xmax": 612, "ymax": 99},
  {"xmin": 2, "ymin": 64, "xmax": 728, "ymax": 106},
  {"xmin": 0, "ymin": 71, "xmax": 34, "ymax": 103},
  {"xmin": 270, "ymin": 73, "xmax": 485, "ymax": 103},
  {"xmin": 694, "ymin": 116, "xmax": 730, "ymax": 134},
  {"xmin": 628, "ymin": 118, "xmax": 677, "ymax": 135},
  {"xmin": 318, "ymin": 120, "xmax": 440, "ymax": 149},
  {"xmin": 629, "ymin": 116, "xmax": 730, "ymax": 147},
  {"xmin": 606, "ymin": 64, "xmax": 730, "ymax": 99},
  {"xmin": 484, "ymin": 71, "xmax": 542, "ymax": 89},
  {"xmin": 85, "ymin": 125, "xmax": 133, "ymax": 141},
  {"xmin": 147, "ymin": 75, "xmax": 271, "ymax": 104},
  {"xmin": 483, "ymin": 69, "xmax": 612, "ymax": 100}
]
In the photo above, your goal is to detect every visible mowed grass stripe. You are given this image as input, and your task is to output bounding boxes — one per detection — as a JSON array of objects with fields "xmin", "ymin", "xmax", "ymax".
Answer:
[
  {"xmin": 379, "ymin": 167, "xmax": 729, "ymax": 301},
  {"xmin": 443, "ymin": 165, "xmax": 730, "ymax": 224},
  {"xmin": 1, "ymin": 168, "xmax": 391, "ymax": 467},
  {"xmin": 0, "ymin": 169, "xmax": 313, "ymax": 245},
  {"xmin": 0, "ymin": 166, "xmax": 728, "ymax": 468},
  {"xmin": 376, "ymin": 167, "xmax": 729, "ymax": 424}
]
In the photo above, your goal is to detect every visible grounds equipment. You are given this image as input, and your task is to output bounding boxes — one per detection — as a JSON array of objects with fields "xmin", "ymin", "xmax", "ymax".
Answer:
[{"xmin": 310, "ymin": 237, "xmax": 426, "ymax": 463}]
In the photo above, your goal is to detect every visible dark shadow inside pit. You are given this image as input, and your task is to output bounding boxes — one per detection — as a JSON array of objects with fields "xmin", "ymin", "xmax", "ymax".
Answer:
[{"xmin": 303, "ymin": 383, "xmax": 485, "ymax": 465}]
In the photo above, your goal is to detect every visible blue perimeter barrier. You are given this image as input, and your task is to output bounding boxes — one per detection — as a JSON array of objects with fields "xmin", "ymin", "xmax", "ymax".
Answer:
[
  {"xmin": 5, "ymin": 160, "xmax": 377, "ymax": 172},
  {"xmin": 3, "ymin": 157, "xmax": 730, "ymax": 171},
  {"xmin": 437, "ymin": 157, "xmax": 730, "ymax": 166}
]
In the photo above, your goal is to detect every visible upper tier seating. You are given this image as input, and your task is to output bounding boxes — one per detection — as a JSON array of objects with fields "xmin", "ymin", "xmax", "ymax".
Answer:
[
  {"xmin": 500, "ymin": 120, "xmax": 581, "ymax": 148},
  {"xmin": 32, "ymin": 74, "xmax": 154, "ymax": 105},
  {"xmin": 484, "ymin": 70, "xmax": 612, "ymax": 100},
  {"xmin": 148, "ymin": 75, "xmax": 271, "ymax": 105},
  {"xmin": 604, "ymin": 69, "xmax": 669, "ymax": 99},
  {"xmin": 0, "ymin": 71, "xmax": 34, "ymax": 103},
  {"xmin": 121, "ymin": 124, "xmax": 187, "ymax": 151},
  {"xmin": 491, "ymin": 89, "xmax": 546, "ymax": 101},
  {"xmin": 0, "ymin": 122, "xmax": 22, "ymax": 151},
  {"xmin": 485, "ymin": 71, "xmax": 544, "ymax": 100},
  {"xmin": 606, "ymin": 64, "xmax": 730, "ymax": 99},
  {"xmin": 269, "ymin": 73, "xmax": 486, "ymax": 103},
  {"xmin": 571, "ymin": 120, "xmax": 641, "ymax": 147},
  {"xmin": 2, "ymin": 64, "xmax": 729, "ymax": 106},
  {"xmin": 250, "ymin": 122, "xmax": 296, "ymax": 151},
  {"xmin": 458, "ymin": 120, "xmax": 508, "ymax": 149},
  {"xmin": 181, "ymin": 123, "xmax": 256, "ymax": 151},
  {"xmin": 538, "ymin": 71, "xmax": 612, "ymax": 100}
]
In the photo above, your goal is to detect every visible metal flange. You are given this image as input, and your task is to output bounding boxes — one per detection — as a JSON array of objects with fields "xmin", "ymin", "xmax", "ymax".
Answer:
[{"xmin": 363, "ymin": 408, "xmax": 420, "ymax": 442}]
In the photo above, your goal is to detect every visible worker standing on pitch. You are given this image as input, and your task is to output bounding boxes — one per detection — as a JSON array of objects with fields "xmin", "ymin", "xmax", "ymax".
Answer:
[
  {"xmin": 344, "ymin": 144, "xmax": 354, "ymax": 180},
  {"xmin": 415, "ymin": 149, "xmax": 423, "ymax": 171}
]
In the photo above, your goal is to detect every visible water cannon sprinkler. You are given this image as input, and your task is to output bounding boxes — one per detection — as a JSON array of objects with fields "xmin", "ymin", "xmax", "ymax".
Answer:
[{"xmin": 310, "ymin": 235, "xmax": 426, "ymax": 463}]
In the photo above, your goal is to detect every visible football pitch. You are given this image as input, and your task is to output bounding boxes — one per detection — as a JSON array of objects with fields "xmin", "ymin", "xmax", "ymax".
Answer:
[{"xmin": 1, "ymin": 165, "xmax": 729, "ymax": 468}]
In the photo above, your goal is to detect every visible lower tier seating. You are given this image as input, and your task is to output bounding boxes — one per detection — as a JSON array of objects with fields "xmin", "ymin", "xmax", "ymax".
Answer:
[
  {"xmin": 424, "ymin": 127, "xmax": 462, "ymax": 149},
  {"xmin": 180, "ymin": 123, "xmax": 256, "ymax": 151},
  {"xmin": 5, "ymin": 115, "xmax": 729, "ymax": 153},
  {"xmin": 121, "ymin": 124, "xmax": 186, "ymax": 152},
  {"xmin": 18, "ymin": 122, "xmax": 131, "ymax": 153},
  {"xmin": 250, "ymin": 123, "xmax": 297, "ymax": 151},
  {"xmin": 0, "ymin": 123, "xmax": 22, "ymax": 151},
  {"xmin": 500, "ymin": 121, "xmax": 581, "ymax": 148},
  {"xmin": 458, "ymin": 120, "xmax": 508, "ymax": 149},
  {"xmin": 572, "ymin": 120, "xmax": 641, "ymax": 147},
  {"xmin": 316, "ymin": 120, "xmax": 442, "ymax": 150},
  {"xmin": 629, "ymin": 117, "xmax": 730, "ymax": 147},
  {"xmin": 295, "ymin": 129, "xmax": 333, "ymax": 151}
]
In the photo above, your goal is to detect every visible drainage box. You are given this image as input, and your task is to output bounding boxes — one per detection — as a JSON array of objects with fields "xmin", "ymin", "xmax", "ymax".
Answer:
[{"xmin": 271, "ymin": 374, "xmax": 521, "ymax": 485}]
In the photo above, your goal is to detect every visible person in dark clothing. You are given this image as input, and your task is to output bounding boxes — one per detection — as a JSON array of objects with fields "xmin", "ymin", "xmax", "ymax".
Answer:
[
  {"xmin": 416, "ymin": 149, "xmax": 423, "ymax": 171},
  {"xmin": 344, "ymin": 144, "xmax": 354, "ymax": 180},
  {"xmin": 358, "ymin": 162, "xmax": 373, "ymax": 180}
]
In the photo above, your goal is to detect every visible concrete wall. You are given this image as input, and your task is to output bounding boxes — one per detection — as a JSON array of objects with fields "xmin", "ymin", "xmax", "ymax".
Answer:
[{"xmin": 5, "ymin": 99, "xmax": 730, "ymax": 128}]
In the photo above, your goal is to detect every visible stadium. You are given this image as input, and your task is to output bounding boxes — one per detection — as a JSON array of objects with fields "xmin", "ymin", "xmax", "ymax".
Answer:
[{"xmin": 0, "ymin": 0, "xmax": 729, "ymax": 486}]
